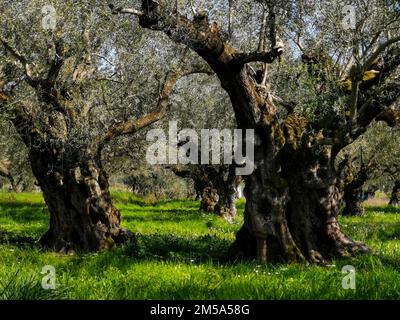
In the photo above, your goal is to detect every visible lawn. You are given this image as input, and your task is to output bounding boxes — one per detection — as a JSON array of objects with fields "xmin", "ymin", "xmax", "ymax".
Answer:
[{"xmin": 0, "ymin": 192, "xmax": 400, "ymax": 299}]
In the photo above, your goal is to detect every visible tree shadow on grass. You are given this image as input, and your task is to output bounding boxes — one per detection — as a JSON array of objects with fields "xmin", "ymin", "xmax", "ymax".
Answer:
[
  {"xmin": 0, "ymin": 229, "xmax": 39, "ymax": 248},
  {"xmin": 374, "ymin": 254, "xmax": 400, "ymax": 270},
  {"xmin": 121, "ymin": 210, "xmax": 207, "ymax": 223},
  {"xmin": 364, "ymin": 206, "xmax": 400, "ymax": 214},
  {"xmin": 134, "ymin": 233, "xmax": 232, "ymax": 262},
  {"xmin": 0, "ymin": 203, "xmax": 48, "ymax": 224},
  {"xmin": 372, "ymin": 223, "xmax": 400, "ymax": 241},
  {"xmin": 66, "ymin": 233, "xmax": 236, "ymax": 275}
]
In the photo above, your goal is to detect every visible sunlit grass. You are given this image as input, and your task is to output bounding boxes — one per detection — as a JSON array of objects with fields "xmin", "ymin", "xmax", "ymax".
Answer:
[{"xmin": 0, "ymin": 192, "xmax": 400, "ymax": 299}]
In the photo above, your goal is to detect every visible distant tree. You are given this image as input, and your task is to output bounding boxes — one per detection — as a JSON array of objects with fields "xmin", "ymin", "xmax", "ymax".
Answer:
[
  {"xmin": 338, "ymin": 153, "xmax": 374, "ymax": 216},
  {"xmin": 339, "ymin": 123, "xmax": 400, "ymax": 209},
  {"xmin": 389, "ymin": 180, "xmax": 400, "ymax": 207},
  {"xmin": 169, "ymin": 164, "xmax": 242, "ymax": 220},
  {"xmin": 122, "ymin": 165, "xmax": 195, "ymax": 200},
  {"xmin": 0, "ymin": 121, "xmax": 35, "ymax": 192}
]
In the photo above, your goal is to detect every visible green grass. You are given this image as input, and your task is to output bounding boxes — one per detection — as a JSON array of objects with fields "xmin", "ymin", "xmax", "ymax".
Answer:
[{"xmin": 0, "ymin": 192, "xmax": 400, "ymax": 299}]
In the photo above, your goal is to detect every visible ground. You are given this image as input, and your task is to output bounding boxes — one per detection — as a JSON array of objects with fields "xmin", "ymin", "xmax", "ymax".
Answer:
[{"xmin": 0, "ymin": 192, "xmax": 399, "ymax": 299}]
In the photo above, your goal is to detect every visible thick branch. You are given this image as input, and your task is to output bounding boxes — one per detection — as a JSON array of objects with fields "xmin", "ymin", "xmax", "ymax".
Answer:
[
  {"xmin": 109, "ymin": 1, "xmax": 281, "ymax": 71},
  {"xmin": 109, "ymin": 4, "xmax": 144, "ymax": 17},
  {"xmin": 357, "ymin": 80, "xmax": 400, "ymax": 128},
  {"xmin": 232, "ymin": 48, "xmax": 283, "ymax": 65},
  {"xmin": 47, "ymin": 36, "xmax": 65, "ymax": 83}
]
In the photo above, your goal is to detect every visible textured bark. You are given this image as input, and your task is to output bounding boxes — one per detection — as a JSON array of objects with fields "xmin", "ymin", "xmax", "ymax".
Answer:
[
  {"xmin": 29, "ymin": 147, "xmax": 134, "ymax": 253},
  {"xmin": 342, "ymin": 192, "xmax": 364, "ymax": 216},
  {"xmin": 213, "ymin": 168, "xmax": 240, "ymax": 221},
  {"xmin": 214, "ymin": 186, "xmax": 237, "ymax": 221},
  {"xmin": 200, "ymin": 186, "xmax": 219, "ymax": 212},
  {"xmin": 232, "ymin": 145, "xmax": 369, "ymax": 263},
  {"xmin": 389, "ymin": 180, "xmax": 400, "ymax": 207}
]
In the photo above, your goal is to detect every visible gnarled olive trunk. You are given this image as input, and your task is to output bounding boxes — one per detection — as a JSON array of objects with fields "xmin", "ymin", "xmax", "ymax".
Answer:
[
  {"xmin": 199, "ymin": 186, "xmax": 219, "ymax": 212},
  {"xmin": 171, "ymin": 165, "xmax": 239, "ymax": 220},
  {"xmin": 342, "ymin": 167, "xmax": 368, "ymax": 216},
  {"xmin": 213, "ymin": 173, "xmax": 240, "ymax": 221},
  {"xmin": 29, "ymin": 148, "xmax": 134, "ymax": 253},
  {"xmin": 342, "ymin": 192, "xmax": 364, "ymax": 216},
  {"xmin": 389, "ymin": 180, "xmax": 400, "ymax": 207},
  {"xmin": 214, "ymin": 187, "xmax": 237, "ymax": 221},
  {"xmin": 232, "ymin": 141, "xmax": 369, "ymax": 263},
  {"xmin": 200, "ymin": 180, "xmax": 238, "ymax": 220}
]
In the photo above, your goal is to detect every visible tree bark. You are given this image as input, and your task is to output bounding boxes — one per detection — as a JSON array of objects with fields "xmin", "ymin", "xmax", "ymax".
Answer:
[
  {"xmin": 29, "ymin": 147, "xmax": 134, "ymax": 253},
  {"xmin": 214, "ymin": 186, "xmax": 237, "ymax": 221},
  {"xmin": 389, "ymin": 180, "xmax": 400, "ymax": 207},
  {"xmin": 342, "ymin": 190, "xmax": 364, "ymax": 216},
  {"xmin": 0, "ymin": 161, "xmax": 22, "ymax": 192},
  {"xmin": 200, "ymin": 186, "xmax": 219, "ymax": 212},
  {"xmin": 213, "ymin": 168, "xmax": 240, "ymax": 221}
]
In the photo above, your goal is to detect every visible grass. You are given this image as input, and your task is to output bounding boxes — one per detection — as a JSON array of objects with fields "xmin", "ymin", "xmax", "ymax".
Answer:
[{"xmin": 0, "ymin": 192, "xmax": 400, "ymax": 299}]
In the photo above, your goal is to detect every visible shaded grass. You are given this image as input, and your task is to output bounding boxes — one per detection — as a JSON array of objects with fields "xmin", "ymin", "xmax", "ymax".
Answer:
[{"xmin": 0, "ymin": 192, "xmax": 400, "ymax": 299}]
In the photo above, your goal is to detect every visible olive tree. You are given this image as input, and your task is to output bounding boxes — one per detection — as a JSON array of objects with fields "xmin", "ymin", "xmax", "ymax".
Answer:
[
  {"xmin": 0, "ymin": 0, "xmax": 209, "ymax": 252},
  {"xmin": 111, "ymin": 0, "xmax": 400, "ymax": 263}
]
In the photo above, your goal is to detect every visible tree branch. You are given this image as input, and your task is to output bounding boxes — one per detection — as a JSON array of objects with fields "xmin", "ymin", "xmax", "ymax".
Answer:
[
  {"xmin": 109, "ymin": 0, "xmax": 282, "ymax": 72},
  {"xmin": 357, "ymin": 80, "xmax": 400, "ymax": 128},
  {"xmin": 231, "ymin": 47, "xmax": 283, "ymax": 66},
  {"xmin": 0, "ymin": 161, "xmax": 11, "ymax": 179},
  {"xmin": 95, "ymin": 53, "xmax": 212, "ymax": 150},
  {"xmin": 109, "ymin": 4, "xmax": 144, "ymax": 17},
  {"xmin": 47, "ymin": 36, "xmax": 66, "ymax": 83},
  {"xmin": 0, "ymin": 37, "xmax": 28, "ymax": 67},
  {"xmin": 362, "ymin": 35, "xmax": 400, "ymax": 71}
]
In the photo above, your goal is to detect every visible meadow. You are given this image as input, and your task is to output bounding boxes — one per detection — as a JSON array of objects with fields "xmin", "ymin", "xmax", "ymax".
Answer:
[{"xmin": 0, "ymin": 192, "xmax": 399, "ymax": 300}]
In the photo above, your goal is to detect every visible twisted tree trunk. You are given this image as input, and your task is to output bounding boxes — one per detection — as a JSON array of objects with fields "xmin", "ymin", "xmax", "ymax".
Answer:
[
  {"xmin": 199, "ymin": 186, "xmax": 219, "ymax": 212},
  {"xmin": 29, "ymin": 146, "xmax": 134, "ymax": 253},
  {"xmin": 213, "ymin": 168, "xmax": 240, "ymax": 221},
  {"xmin": 342, "ymin": 189, "xmax": 364, "ymax": 216},
  {"xmin": 214, "ymin": 186, "xmax": 237, "ymax": 220},
  {"xmin": 233, "ymin": 143, "xmax": 368, "ymax": 263},
  {"xmin": 389, "ymin": 180, "xmax": 400, "ymax": 207},
  {"xmin": 342, "ymin": 165, "xmax": 368, "ymax": 216},
  {"xmin": 170, "ymin": 164, "xmax": 239, "ymax": 220}
]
